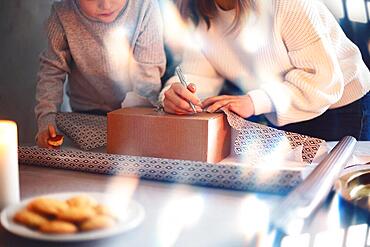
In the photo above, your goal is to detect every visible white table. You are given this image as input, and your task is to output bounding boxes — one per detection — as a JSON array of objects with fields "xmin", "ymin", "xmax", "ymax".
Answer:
[{"xmin": 1, "ymin": 142, "xmax": 369, "ymax": 247}]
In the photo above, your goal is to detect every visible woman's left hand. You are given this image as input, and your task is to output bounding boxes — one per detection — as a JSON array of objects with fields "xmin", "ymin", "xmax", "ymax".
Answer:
[{"xmin": 202, "ymin": 95, "xmax": 255, "ymax": 118}]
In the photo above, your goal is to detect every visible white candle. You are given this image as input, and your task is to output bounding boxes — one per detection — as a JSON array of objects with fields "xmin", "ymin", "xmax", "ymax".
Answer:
[{"xmin": 0, "ymin": 120, "xmax": 20, "ymax": 210}]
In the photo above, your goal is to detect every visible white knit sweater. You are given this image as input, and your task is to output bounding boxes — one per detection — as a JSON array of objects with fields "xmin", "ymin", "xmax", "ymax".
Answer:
[{"xmin": 161, "ymin": 0, "xmax": 370, "ymax": 126}]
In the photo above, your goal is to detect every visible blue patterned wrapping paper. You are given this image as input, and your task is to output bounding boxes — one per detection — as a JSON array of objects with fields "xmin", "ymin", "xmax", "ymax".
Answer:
[{"xmin": 18, "ymin": 146, "xmax": 304, "ymax": 194}]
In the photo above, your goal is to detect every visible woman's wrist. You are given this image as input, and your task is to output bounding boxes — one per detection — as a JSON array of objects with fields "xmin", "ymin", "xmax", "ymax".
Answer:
[{"xmin": 247, "ymin": 89, "xmax": 274, "ymax": 115}]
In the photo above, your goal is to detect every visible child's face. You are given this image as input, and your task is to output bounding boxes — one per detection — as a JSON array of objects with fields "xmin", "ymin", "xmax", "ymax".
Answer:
[{"xmin": 79, "ymin": 0, "xmax": 127, "ymax": 23}]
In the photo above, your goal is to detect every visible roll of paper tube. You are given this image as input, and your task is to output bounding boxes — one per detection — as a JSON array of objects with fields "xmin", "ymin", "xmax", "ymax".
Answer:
[
  {"xmin": 270, "ymin": 136, "xmax": 357, "ymax": 234},
  {"xmin": 18, "ymin": 146, "xmax": 305, "ymax": 194}
]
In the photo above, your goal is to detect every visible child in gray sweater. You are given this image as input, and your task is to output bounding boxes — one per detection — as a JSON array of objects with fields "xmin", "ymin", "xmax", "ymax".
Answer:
[{"xmin": 35, "ymin": 0, "xmax": 166, "ymax": 147}]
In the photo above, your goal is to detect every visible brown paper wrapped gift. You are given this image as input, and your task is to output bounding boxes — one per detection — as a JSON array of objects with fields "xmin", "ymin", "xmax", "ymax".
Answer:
[{"xmin": 107, "ymin": 107, "xmax": 231, "ymax": 163}]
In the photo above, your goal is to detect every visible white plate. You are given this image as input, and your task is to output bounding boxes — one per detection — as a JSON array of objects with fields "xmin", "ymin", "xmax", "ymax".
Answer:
[{"xmin": 0, "ymin": 192, "xmax": 145, "ymax": 242}]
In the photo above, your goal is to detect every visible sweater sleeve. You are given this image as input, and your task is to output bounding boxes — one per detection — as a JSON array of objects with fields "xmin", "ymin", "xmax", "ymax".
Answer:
[
  {"xmin": 131, "ymin": 0, "xmax": 166, "ymax": 105},
  {"xmin": 159, "ymin": 41, "xmax": 225, "ymax": 103},
  {"xmin": 34, "ymin": 4, "xmax": 71, "ymax": 135},
  {"xmin": 249, "ymin": 0, "xmax": 345, "ymax": 126}
]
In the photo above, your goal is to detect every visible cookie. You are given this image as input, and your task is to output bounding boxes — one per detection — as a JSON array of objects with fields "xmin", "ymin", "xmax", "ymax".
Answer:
[
  {"xmin": 57, "ymin": 206, "xmax": 96, "ymax": 223},
  {"xmin": 94, "ymin": 204, "xmax": 112, "ymax": 215},
  {"xmin": 47, "ymin": 135, "xmax": 64, "ymax": 147},
  {"xmin": 28, "ymin": 198, "xmax": 68, "ymax": 216},
  {"xmin": 66, "ymin": 195, "xmax": 97, "ymax": 208},
  {"xmin": 13, "ymin": 210, "xmax": 49, "ymax": 229},
  {"xmin": 39, "ymin": 220, "xmax": 78, "ymax": 234},
  {"xmin": 80, "ymin": 215, "xmax": 116, "ymax": 231}
]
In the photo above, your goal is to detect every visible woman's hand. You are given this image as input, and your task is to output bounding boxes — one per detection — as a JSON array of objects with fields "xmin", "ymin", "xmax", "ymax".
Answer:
[
  {"xmin": 163, "ymin": 82, "xmax": 203, "ymax": 114},
  {"xmin": 202, "ymin": 95, "xmax": 255, "ymax": 118}
]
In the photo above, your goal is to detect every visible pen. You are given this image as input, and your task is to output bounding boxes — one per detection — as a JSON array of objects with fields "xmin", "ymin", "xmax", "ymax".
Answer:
[{"xmin": 175, "ymin": 66, "xmax": 197, "ymax": 113}]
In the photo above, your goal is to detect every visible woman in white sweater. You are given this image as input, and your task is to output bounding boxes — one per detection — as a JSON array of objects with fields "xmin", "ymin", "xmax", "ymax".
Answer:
[{"xmin": 161, "ymin": 0, "xmax": 370, "ymax": 141}]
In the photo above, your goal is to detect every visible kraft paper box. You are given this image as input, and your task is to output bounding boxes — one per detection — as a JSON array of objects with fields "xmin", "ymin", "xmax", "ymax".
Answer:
[{"xmin": 107, "ymin": 107, "xmax": 231, "ymax": 163}]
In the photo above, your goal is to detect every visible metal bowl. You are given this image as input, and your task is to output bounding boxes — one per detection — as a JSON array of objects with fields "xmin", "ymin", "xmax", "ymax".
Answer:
[{"xmin": 335, "ymin": 169, "xmax": 370, "ymax": 211}]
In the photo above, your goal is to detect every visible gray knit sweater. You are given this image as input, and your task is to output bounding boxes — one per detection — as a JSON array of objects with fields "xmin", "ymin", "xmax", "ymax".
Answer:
[{"xmin": 35, "ymin": 0, "xmax": 166, "ymax": 134}]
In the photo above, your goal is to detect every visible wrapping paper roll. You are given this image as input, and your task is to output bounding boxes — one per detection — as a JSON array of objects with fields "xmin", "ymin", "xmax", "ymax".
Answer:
[
  {"xmin": 19, "ymin": 146, "xmax": 304, "ymax": 194},
  {"xmin": 271, "ymin": 136, "xmax": 357, "ymax": 232}
]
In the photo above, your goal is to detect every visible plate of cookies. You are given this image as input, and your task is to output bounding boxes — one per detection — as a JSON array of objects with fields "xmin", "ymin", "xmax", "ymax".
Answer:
[{"xmin": 0, "ymin": 192, "xmax": 145, "ymax": 241}]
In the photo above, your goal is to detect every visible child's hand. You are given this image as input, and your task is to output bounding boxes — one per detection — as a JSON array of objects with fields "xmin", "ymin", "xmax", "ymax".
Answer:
[
  {"xmin": 36, "ymin": 124, "xmax": 64, "ymax": 148},
  {"xmin": 163, "ymin": 82, "xmax": 203, "ymax": 114},
  {"xmin": 202, "ymin": 95, "xmax": 255, "ymax": 118}
]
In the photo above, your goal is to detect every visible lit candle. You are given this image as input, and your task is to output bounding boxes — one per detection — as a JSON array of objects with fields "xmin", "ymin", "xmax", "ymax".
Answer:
[{"xmin": 0, "ymin": 120, "xmax": 20, "ymax": 210}]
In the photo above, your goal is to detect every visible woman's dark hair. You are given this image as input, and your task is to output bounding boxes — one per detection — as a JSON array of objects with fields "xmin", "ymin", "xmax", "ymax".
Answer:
[{"xmin": 177, "ymin": 0, "xmax": 257, "ymax": 32}]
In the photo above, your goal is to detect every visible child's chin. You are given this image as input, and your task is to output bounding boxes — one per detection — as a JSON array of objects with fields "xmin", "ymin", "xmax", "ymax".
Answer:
[{"xmin": 97, "ymin": 15, "xmax": 117, "ymax": 23}]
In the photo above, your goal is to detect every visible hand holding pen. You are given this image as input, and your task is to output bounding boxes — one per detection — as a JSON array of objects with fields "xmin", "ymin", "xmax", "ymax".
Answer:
[
  {"xmin": 162, "ymin": 66, "xmax": 203, "ymax": 114},
  {"xmin": 176, "ymin": 66, "xmax": 197, "ymax": 113}
]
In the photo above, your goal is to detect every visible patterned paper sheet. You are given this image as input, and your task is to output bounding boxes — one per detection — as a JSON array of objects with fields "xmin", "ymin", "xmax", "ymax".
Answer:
[
  {"xmin": 26, "ymin": 109, "xmax": 327, "ymax": 193},
  {"xmin": 223, "ymin": 109, "xmax": 324, "ymax": 164},
  {"xmin": 55, "ymin": 110, "xmax": 324, "ymax": 164},
  {"xmin": 56, "ymin": 113, "xmax": 106, "ymax": 151}
]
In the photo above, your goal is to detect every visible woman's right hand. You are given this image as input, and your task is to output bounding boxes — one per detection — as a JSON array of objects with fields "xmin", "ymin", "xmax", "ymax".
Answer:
[{"xmin": 163, "ymin": 82, "xmax": 203, "ymax": 114}]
